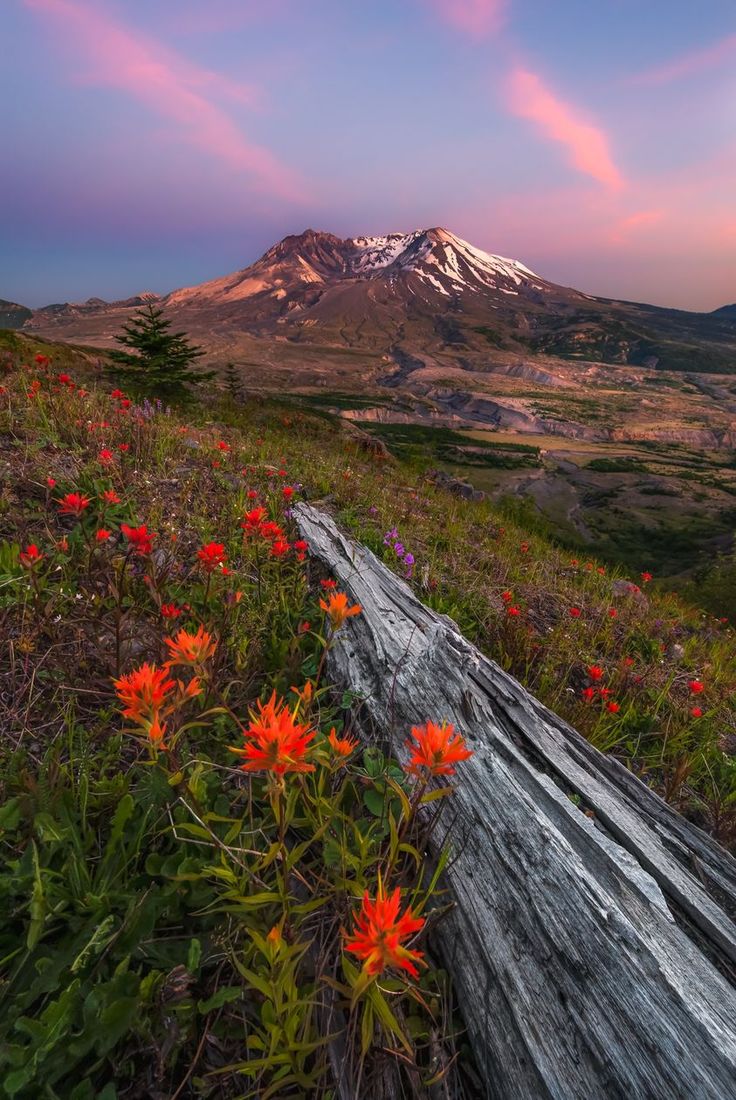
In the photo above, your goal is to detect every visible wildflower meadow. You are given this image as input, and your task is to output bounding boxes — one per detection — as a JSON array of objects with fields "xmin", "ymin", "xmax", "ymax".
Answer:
[{"xmin": 1, "ymin": 340, "xmax": 735, "ymax": 1096}]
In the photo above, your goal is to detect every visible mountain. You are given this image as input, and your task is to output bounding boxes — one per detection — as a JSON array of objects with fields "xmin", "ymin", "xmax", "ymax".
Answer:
[
  {"xmin": 0, "ymin": 299, "xmax": 33, "ymax": 330},
  {"xmin": 20, "ymin": 227, "xmax": 736, "ymax": 375}
]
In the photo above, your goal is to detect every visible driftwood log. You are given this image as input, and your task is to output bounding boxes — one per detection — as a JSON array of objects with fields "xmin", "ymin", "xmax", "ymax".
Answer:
[{"xmin": 294, "ymin": 503, "xmax": 736, "ymax": 1100}]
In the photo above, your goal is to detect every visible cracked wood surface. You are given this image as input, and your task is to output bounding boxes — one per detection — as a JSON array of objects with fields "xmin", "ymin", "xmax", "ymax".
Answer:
[{"xmin": 294, "ymin": 502, "xmax": 736, "ymax": 1100}]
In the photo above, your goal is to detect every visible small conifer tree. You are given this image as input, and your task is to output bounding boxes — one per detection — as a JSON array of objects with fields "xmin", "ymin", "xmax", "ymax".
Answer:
[
  {"xmin": 108, "ymin": 304, "xmax": 213, "ymax": 399},
  {"xmin": 223, "ymin": 361, "xmax": 246, "ymax": 404}
]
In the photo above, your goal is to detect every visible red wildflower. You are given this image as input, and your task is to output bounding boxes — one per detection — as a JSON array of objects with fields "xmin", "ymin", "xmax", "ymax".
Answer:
[
  {"xmin": 111, "ymin": 389, "xmax": 124, "ymax": 399},
  {"xmin": 57, "ymin": 492, "xmax": 91, "ymax": 517},
  {"xmin": 247, "ymin": 489, "xmax": 259, "ymax": 499},
  {"xmin": 688, "ymin": 680, "xmax": 704, "ymax": 694},
  {"xmin": 231, "ymin": 691, "xmax": 315, "ymax": 775},
  {"xmin": 98, "ymin": 449, "xmax": 114, "ymax": 464},
  {"xmin": 587, "ymin": 665, "xmax": 604, "ymax": 681},
  {"xmin": 217, "ymin": 440, "xmax": 230, "ymax": 452},
  {"xmin": 346, "ymin": 883, "xmax": 425, "ymax": 979},
  {"xmin": 569, "ymin": 607, "xmax": 581, "ymax": 618},
  {"xmin": 608, "ymin": 608, "xmax": 617, "ymax": 618},
  {"xmin": 282, "ymin": 486, "xmax": 294, "ymax": 500},
  {"xmin": 46, "ymin": 477, "xmax": 56, "ymax": 488},
  {"xmin": 581, "ymin": 687, "xmax": 596, "ymax": 702},
  {"xmin": 20, "ymin": 544, "xmax": 43, "ymax": 568},
  {"xmin": 293, "ymin": 538, "xmax": 308, "ymax": 561},
  {"xmin": 120, "ymin": 523, "xmax": 155, "ymax": 555},
  {"xmin": 641, "ymin": 571, "xmax": 653, "ymax": 583},
  {"xmin": 320, "ymin": 591, "xmax": 362, "ymax": 629},
  {"xmin": 259, "ymin": 520, "xmax": 283, "ymax": 540},
  {"xmin": 606, "ymin": 701, "xmax": 620, "ymax": 713},
  {"xmin": 404, "ymin": 720, "xmax": 472, "ymax": 777},
  {"xmin": 95, "ymin": 528, "xmax": 112, "ymax": 542},
  {"xmin": 520, "ymin": 542, "xmax": 529, "ymax": 553},
  {"xmin": 118, "ymin": 443, "xmax": 130, "ymax": 452},
  {"xmin": 270, "ymin": 537, "xmax": 290, "ymax": 557},
  {"xmin": 101, "ymin": 489, "xmax": 121, "ymax": 505},
  {"xmin": 242, "ymin": 506, "xmax": 268, "ymax": 534},
  {"xmin": 57, "ymin": 373, "xmax": 71, "ymax": 385},
  {"xmin": 501, "ymin": 590, "xmax": 513, "ymax": 602},
  {"xmin": 34, "ymin": 353, "xmax": 49, "ymax": 365},
  {"xmin": 197, "ymin": 541, "xmax": 227, "ymax": 573},
  {"xmin": 691, "ymin": 706, "xmax": 703, "ymax": 718},
  {"xmin": 161, "ymin": 603, "xmax": 182, "ymax": 619},
  {"xmin": 320, "ymin": 579, "xmax": 337, "ymax": 590},
  {"xmin": 507, "ymin": 605, "xmax": 520, "ymax": 617}
]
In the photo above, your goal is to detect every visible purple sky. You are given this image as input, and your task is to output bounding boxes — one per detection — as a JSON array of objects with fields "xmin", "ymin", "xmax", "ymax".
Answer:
[{"xmin": 3, "ymin": 0, "xmax": 735, "ymax": 310}]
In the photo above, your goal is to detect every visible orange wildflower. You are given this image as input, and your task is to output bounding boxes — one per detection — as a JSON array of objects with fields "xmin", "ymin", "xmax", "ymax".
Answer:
[
  {"xmin": 319, "ymin": 591, "xmax": 361, "ymax": 630},
  {"xmin": 113, "ymin": 663, "xmax": 175, "ymax": 724},
  {"xmin": 403, "ymin": 720, "xmax": 472, "ymax": 777},
  {"xmin": 230, "ymin": 691, "xmax": 315, "ymax": 775},
  {"xmin": 346, "ymin": 883, "xmax": 425, "ymax": 979},
  {"xmin": 328, "ymin": 728, "xmax": 358, "ymax": 758},
  {"xmin": 165, "ymin": 626, "xmax": 217, "ymax": 668}
]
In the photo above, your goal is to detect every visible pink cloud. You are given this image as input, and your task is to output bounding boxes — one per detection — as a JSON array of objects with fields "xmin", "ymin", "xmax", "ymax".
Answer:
[
  {"xmin": 607, "ymin": 208, "xmax": 666, "ymax": 246},
  {"xmin": 505, "ymin": 67, "xmax": 624, "ymax": 191},
  {"xmin": 24, "ymin": 0, "xmax": 305, "ymax": 202},
  {"xmin": 425, "ymin": 0, "xmax": 507, "ymax": 38},
  {"xmin": 629, "ymin": 33, "xmax": 736, "ymax": 86}
]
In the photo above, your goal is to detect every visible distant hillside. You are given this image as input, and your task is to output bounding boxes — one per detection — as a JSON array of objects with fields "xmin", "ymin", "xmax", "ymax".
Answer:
[{"xmin": 0, "ymin": 298, "xmax": 32, "ymax": 329}]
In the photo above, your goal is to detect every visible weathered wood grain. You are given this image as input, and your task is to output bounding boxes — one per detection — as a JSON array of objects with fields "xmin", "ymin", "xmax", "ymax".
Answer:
[{"xmin": 294, "ymin": 502, "xmax": 736, "ymax": 1100}]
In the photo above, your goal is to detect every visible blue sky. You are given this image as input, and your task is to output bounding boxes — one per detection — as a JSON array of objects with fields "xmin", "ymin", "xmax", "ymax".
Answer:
[{"xmin": 3, "ymin": 0, "xmax": 735, "ymax": 309}]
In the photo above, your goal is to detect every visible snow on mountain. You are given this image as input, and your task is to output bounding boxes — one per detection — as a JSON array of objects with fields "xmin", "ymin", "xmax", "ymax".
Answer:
[{"xmin": 163, "ymin": 227, "xmax": 548, "ymax": 310}]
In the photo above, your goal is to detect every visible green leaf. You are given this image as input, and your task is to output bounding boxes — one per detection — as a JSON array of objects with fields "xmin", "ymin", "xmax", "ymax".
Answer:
[
  {"xmin": 363, "ymin": 787, "xmax": 386, "ymax": 817},
  {"xmin": 187, "ymin": 937, "xmax": 202, "ymax": 974},
  {"xmin": 198, "ymin": 986, "xmax": 243, "ymax": 1014},
  {"xmin": 27, "ymin": 841, "xmax": 46, "ymax": 950}
]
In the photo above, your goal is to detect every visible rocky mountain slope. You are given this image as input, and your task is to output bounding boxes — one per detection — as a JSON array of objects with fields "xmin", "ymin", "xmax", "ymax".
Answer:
[{"xmin": 18, "ymin": 228, "xmax": 736, "ymax": 374}]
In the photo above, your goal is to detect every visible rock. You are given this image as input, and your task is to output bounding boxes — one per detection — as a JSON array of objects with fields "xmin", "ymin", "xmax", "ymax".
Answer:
[
  {"xmin": 428, "ymin": 468, "xmax": 486, "ymax": 502},
  {"xmin": 612, "ymin": 578, "xmax": 649, "ymax": 606}
]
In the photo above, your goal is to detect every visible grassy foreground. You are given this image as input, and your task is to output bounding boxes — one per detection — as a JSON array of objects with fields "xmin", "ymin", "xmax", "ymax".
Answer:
[{"xmin": 1, "ymin": 337, "xmax": 735, "ymax": 1097}]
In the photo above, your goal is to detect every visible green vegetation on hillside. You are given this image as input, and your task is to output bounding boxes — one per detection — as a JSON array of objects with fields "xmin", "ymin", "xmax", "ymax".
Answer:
[{"xmin": 1, "ymin": 333, "xmax": 735, "ymax": 1095}]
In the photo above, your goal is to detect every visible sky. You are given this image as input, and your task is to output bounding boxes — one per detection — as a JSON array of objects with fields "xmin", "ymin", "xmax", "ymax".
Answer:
[{"xmin": 2, "ymin": 0, "xmax": 735, "ymax": 311}]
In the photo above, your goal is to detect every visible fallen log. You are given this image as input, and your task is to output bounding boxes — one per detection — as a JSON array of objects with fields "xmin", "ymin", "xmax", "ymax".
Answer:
[{"xmin": 294, "ymin": 502, "xmax": 736, "ymax": 1100}]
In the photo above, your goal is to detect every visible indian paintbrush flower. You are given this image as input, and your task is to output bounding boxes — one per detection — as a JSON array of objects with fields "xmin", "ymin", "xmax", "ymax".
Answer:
[
  {"xmin": 346, "ymin": 883, "xmax": 425, "ymax": 979},
  {"xmin": 403, "ymin": 720, "xmax": 472, "ymax": 777},
  {"xmin": 230, "ymin": 691, "xmax": 315, "ymax": 775}
]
